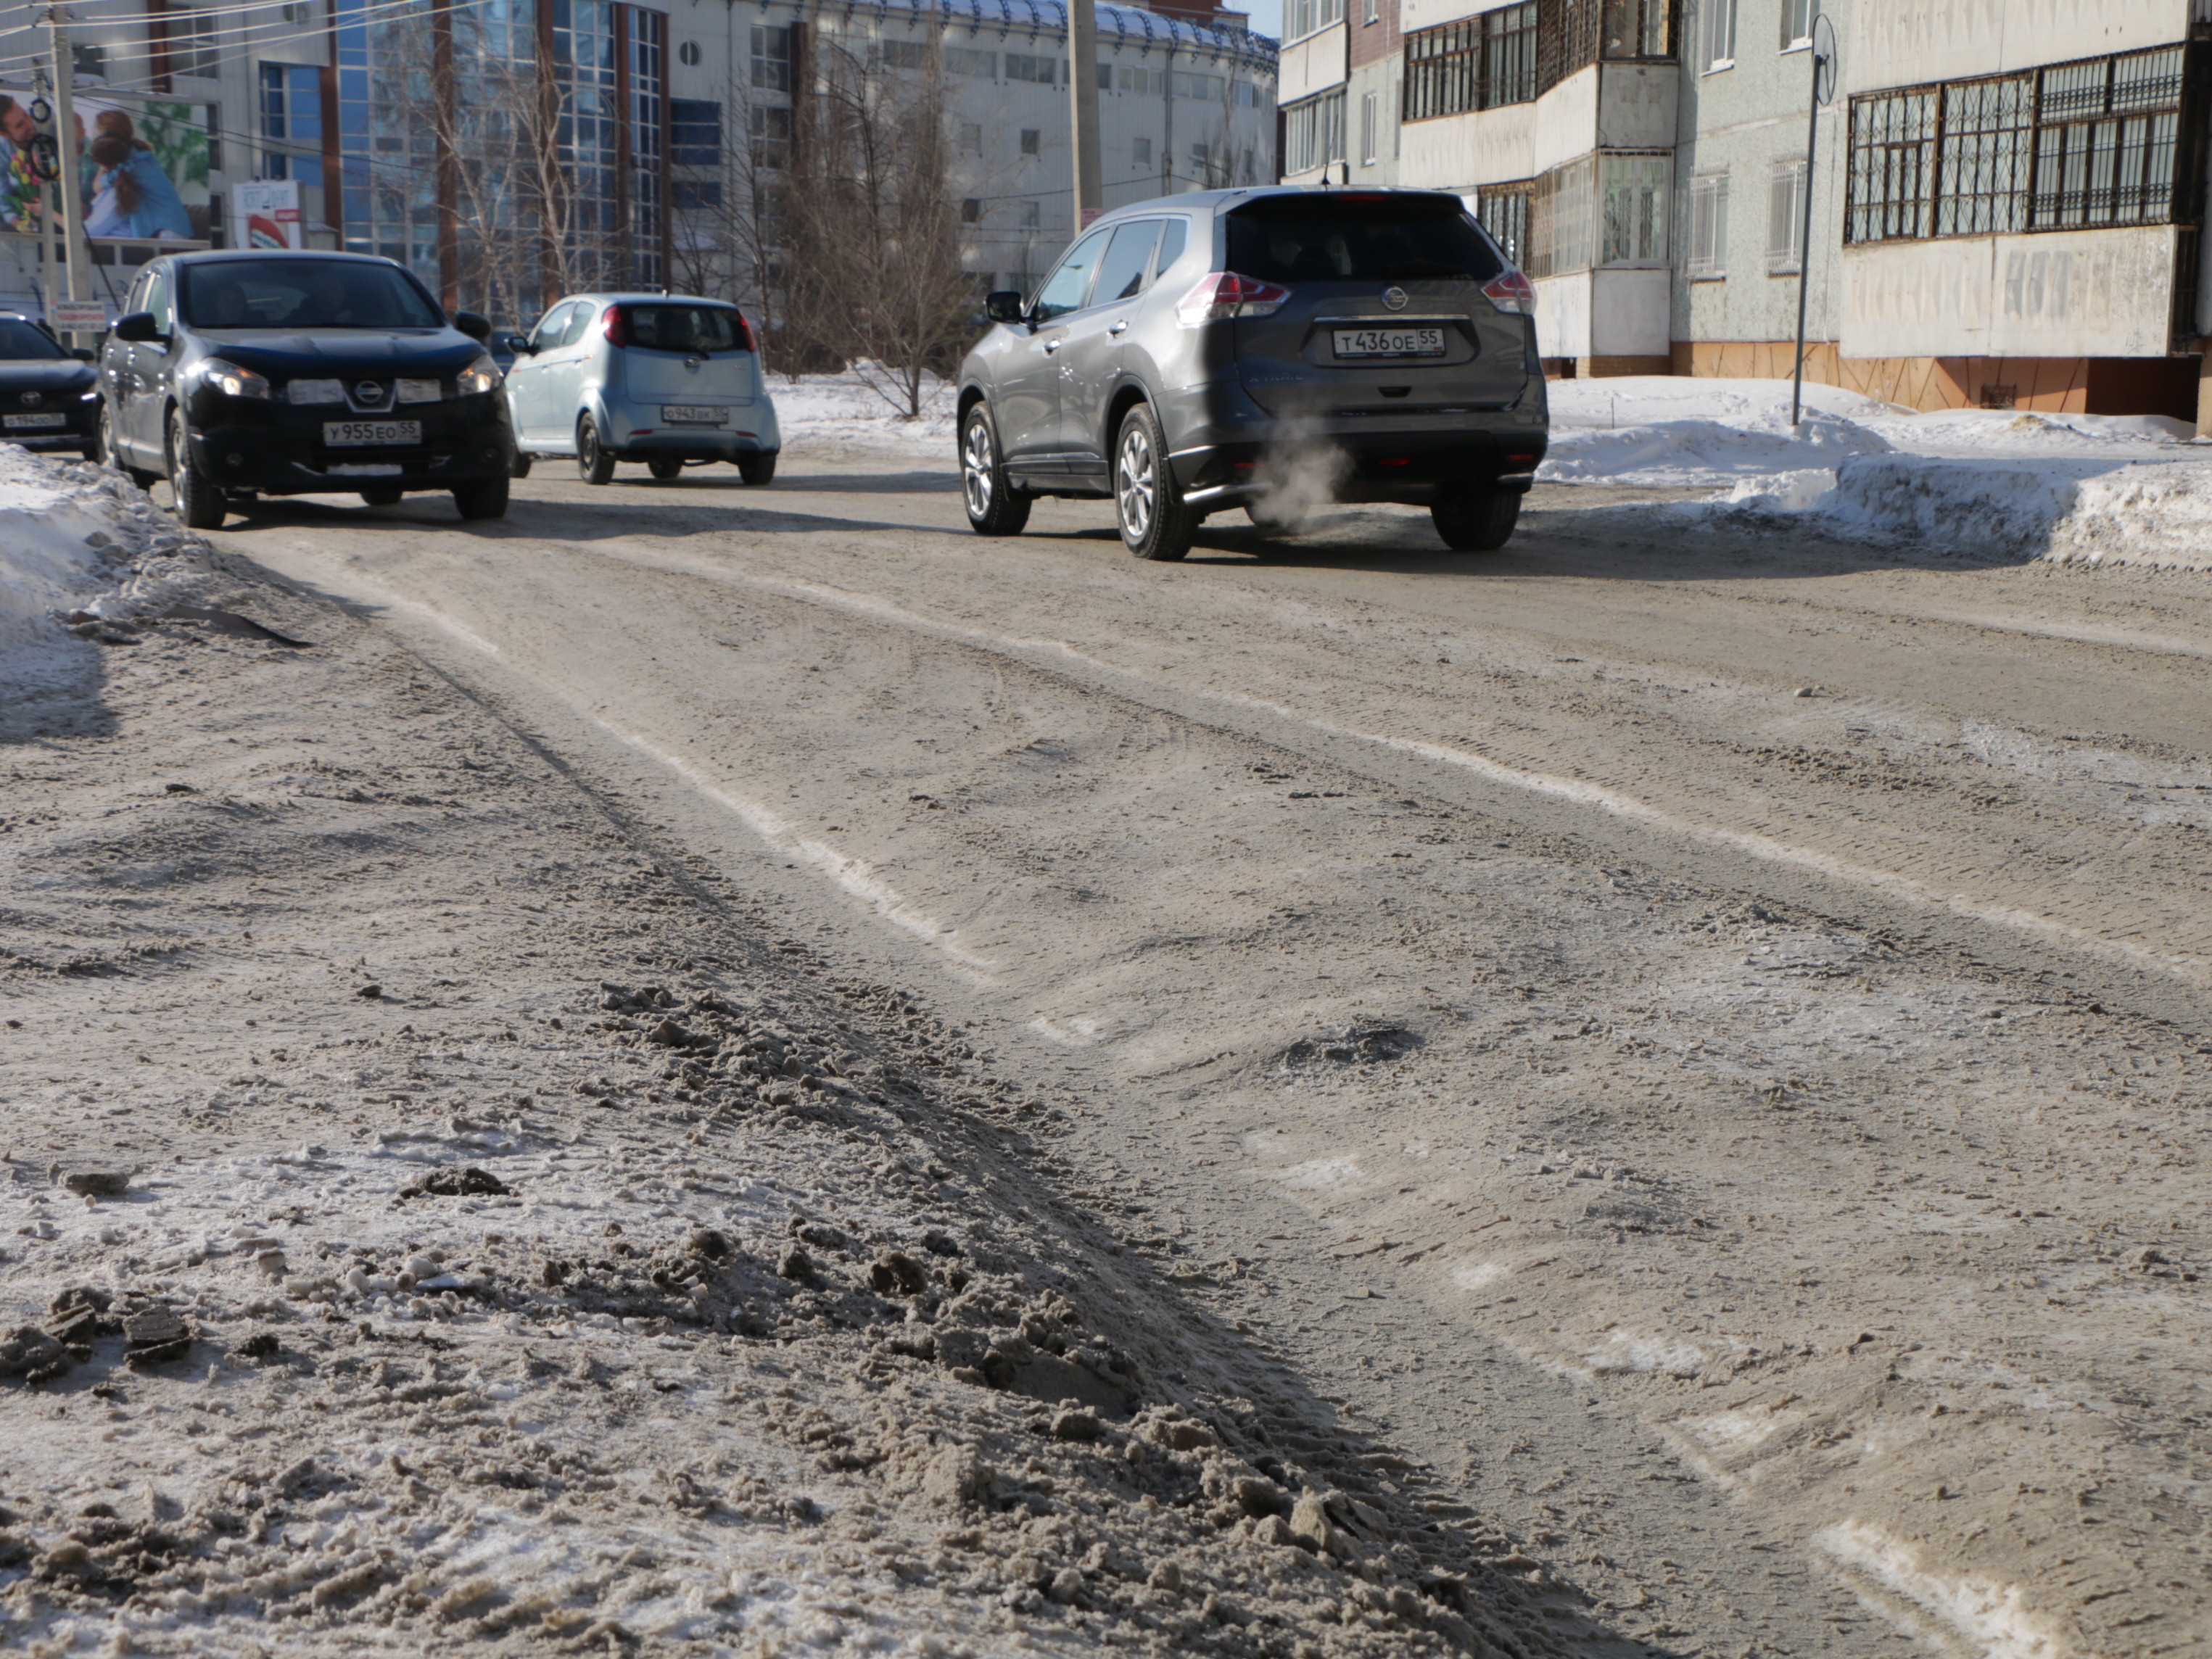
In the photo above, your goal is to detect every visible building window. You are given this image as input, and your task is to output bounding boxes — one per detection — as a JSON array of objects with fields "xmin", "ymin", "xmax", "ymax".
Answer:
[
  {"xmin": 1846, "ymin": 45, "xmax": 2184, "ymax": 245},
  {"xmin": 1120, "ymin": 65, "xmax": 1165, "ymax": 95},
  {"xmin": 1286, "ymin": 0, "xmax": 1347, "ymax": 44},
  {"xmin": 1779, "ymin": 0, "xmax": 1812, "ymax": 50},
  {"xmin": 677, "ymin": 40, "xmax": 701, "ymax": 67},
  {"xmin": 1004, "ymin": 52, "xmax": 1057, "ymax": 85},
  {"xmin": 961, "ymin": 198, "xmax": 981, "ymax": 224},
  {"xmin": 944, "ymin": 47, "xmax": 995, "ymax": 77},
  {"xmin": 1530, "ymin": 156, "xmax": 1594, "ymax": 278},
  {"xmin": 1283, "ymin": 90, "xmax": 1347, "ymax": 175},
  {"xmin": 1483, "ymin": 3, "xmax": 1538, "ymax": 107},
  {"xmin": 1602, "ymin": 0, "xmax": 1672, "ymax": 59},
  {"xmin": 1687, "ymin": 169, "xmax": 1730, "ymax": 277},
  {"xmin": 1702, "ymin": 0, "xmax": 1737, "ymax": 72},
  {"xmin": 959, "ymin": 122, "xmax": 983, "ymax": 154},
  {"xmin": 167, "ymin": 7, "xmax": 222, "ymax": 79},
  {"xmin": 1020, "ymin": 128, "xmax": 1041, "ymax": 156},
  {"xmin": 669, "ymin": 99, "xmax": 722, "ymax": 167},
  {"xmin": 259, "ymin": 61, "xmax": 323, "ymax": 189},
  {"xmin": 1601, "ymin": 152, "xmax": 1670, "ymax": 264},
  {"xmin": 1133, "ymin": 135, "xmax": 1152, "ymax": 167},
  {"xmin": 1767, "ymin": 157, "xmax": 1807, "ymax": 271},
  {"xmin": 672, "ymin": 178, "xmax": 722, "ymax": 210},
  {"xmin": 1020, "ymin": 200, "xmax": 1041, "ymax": 229},
  {"xmin": 747, "ymin": 104, "xmax": 789, "ymax": 170},
  {"xmin": 1360, "ymin": 91, "xmax": 1377, "ymax": 165},
  {"xmin": 1477, "ymin": 183, "xmax": 1532, "ymax": 267},
  {"xmin": 1936, "ymin": 75, "xmax": 2031, "ymax": 235},
  {"xmin": 1404, "ymin": 21, "xmax": 1478, "ymax": 122},
  {"xmin": 751, "ymin": 25, "xmax": 790, "ymax": 92},
  {"xmin": 2032, "ymin": 46, "xmax": 2183, "ymax": 228},
  {"xmin": 1364, "ymin": 0, "xmax": 1379, "ymax": 22}
]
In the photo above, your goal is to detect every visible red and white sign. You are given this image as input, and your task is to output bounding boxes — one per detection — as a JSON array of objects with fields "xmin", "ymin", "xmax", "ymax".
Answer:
[{"xmin": 231, "ymin": 178, "xmax": 302, "ymax": 250}]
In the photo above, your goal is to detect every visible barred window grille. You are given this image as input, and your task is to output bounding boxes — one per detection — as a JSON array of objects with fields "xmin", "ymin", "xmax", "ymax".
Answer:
[
  {"xmin": 1767, "ymin": 157, "xmax": 1805, "ymax": 271},
  {"xmin": 1847, "ymin": 45, "xmax": 2187, "ymax": 244},
  {"xmin": 1934, "ymin": 75, "xmax": 2031, "ymax": 236},
  {"xmin": 1686, "ymin": 170, "xmax": 1729, "ymax": 277},
  {"xmin": 1404, "ymin": 21, "xmax": 1479, "ymax": 122},
  {"xmin": 1485, "ymin": 4, "xmax": 1540, "ymax": 107},
  {"xmin": 1528, "ymin": 154, "xmax": 1594, "ymax": 278},
  {"xmin": 1601, "ymin": 153, "xmax": 1670, "ymax": 263},
  {"xmin": 1477, "ymin": 182, "xmax": 1533, "ymax": 267},
  {"xmin": 1603, "ymin": 0, "xmax": 1672, "ymax": 58},
  {"xmin": 1846, "ymin": 87, "xmax": 1936, "ymax": 243}
]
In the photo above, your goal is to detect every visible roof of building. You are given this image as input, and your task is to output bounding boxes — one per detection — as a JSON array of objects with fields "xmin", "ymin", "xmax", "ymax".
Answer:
[{"xmin": 838, "ymin": 0, "xmax": 1278, "ymax": 68}]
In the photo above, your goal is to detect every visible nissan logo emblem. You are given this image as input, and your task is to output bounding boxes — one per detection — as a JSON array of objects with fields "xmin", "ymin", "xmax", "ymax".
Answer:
[
  {"xmin": 355, "ymin": 381, "xmax": 384, "ymax": 401},
  {"xmin": 1382, "ymin": 287, "xmax": 1409, "ymax": 311}
]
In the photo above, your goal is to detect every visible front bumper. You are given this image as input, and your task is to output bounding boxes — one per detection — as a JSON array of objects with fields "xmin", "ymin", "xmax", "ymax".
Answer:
[
  {"xmin": 183, "ymin": 389, "xmax": 512, "ymax": 497},
  {"xmin": 3, "ymin": 406, "xmax": 98, "ymax": 450}
]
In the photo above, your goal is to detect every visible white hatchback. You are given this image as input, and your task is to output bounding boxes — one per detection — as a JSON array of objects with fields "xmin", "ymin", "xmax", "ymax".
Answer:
[{"xmin": 502, "ymin": 292, "xmax": 780, "ymax": 486}]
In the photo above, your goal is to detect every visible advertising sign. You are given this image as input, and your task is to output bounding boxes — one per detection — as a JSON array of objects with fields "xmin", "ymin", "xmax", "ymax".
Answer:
[
  {"xmin": 46, "ymin": 299, "xmax": 108, "ymax": 331},
  {"xmin": 233, "ymin": 178, "xmax": 302, "ymax": 250},
  {"xmin": 0, "ymin": 87, "xmax": 214, "ymax": 242}
]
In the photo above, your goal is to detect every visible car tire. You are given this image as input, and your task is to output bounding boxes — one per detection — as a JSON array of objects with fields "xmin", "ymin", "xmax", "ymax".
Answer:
[
  {"xmin": 166, "ymin": 408, "xmax": 226, "ymax": 531},
  {"xmin": 647, "ymin": 457, "xmax": 683, "ymax": 481},
  {"xmin": 508, "ymin": 450, "xmax": 534, "ymax": 479},
  {"xmin": 738, "ymin": 452, "xmax": 777, "ymax": 487},
  {"xmin": 359, "ymin": 486, "xmax": 403, "ymax": 506},
  {"xmin": 453, "ymin": 475, "xmax": 510, "ymax": 521},
  {"xmin": 577, "ymin": 416, "xmax": 616, "ymax": 485},
  {"xmin": 1114, "ymin": 402, "xmax": 1194, "ymax": 563},
  {"xmin": 1430, "ymin": 486, "xmax": 1519, "ymax": 553},
  {"xmin": 960, "ymin": 405, "xmax": 1028, "ymax": 536}
]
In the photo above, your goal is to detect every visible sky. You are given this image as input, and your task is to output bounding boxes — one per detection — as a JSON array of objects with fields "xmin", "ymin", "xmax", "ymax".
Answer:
[{"xmin": 1238, "ymin": 0, "xmax": 1282, "ymax": 39}]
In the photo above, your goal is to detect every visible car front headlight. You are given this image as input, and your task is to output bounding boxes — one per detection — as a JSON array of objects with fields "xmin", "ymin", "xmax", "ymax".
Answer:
[
  {"xmin": 455, "ymin": 353, "xmax": 500, "ymax": 396},
  {"xmin": 198, "ymin": 357, "xmax": 271, "ymax": 400}
]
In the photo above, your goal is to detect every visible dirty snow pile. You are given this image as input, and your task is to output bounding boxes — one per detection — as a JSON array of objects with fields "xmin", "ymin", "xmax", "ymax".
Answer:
[
  {"xmin": 1542, "ymin": 377, "xmax": 2212, "ymax": 566},
  {"xmin": 0, "ymin": 446, "xmax": 222, "ymax": 684},
  {"xmin": 769, "ymin": 366, "xmax": 957, "ymax": 457}
]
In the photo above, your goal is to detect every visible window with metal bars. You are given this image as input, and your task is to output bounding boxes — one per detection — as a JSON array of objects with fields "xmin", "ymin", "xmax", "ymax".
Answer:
[
  {"xmin": 1846, "ymin": 44, "xmax": 2191, "ymax": 245},
  {"xmin": 1402, "ymin": 7, "xmax": 1537, "ymax": 120},
  {"xmin": 1485, "ymin": 4, "xmax": 1539, "ymax": 107},
  {"xmin": 1477, "ymin": 181, "xmax": 1532, "ymax": 267}
]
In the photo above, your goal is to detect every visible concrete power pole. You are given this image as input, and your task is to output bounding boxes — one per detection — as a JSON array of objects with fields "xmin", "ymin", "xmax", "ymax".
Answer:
[
  {"xmin": 46, "ymin": 5, "xmax": 93, "ymax": 314},
  {"xmin": 1067, "ymin": 0, "xmax": 1102, "ymax": 231}
]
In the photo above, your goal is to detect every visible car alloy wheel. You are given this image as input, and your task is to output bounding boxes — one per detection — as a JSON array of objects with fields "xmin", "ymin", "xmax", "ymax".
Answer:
[
  {"xmin": 1115, "ymin": 423, "xmax": 1155, "ymax": 544},
  {"xmin": 959, "ymin": 405, "xmax": 1028, "ymax": 536}
]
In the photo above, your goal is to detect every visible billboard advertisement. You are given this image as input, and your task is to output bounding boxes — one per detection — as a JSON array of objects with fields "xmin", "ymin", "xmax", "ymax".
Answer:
[
  {"xmin": 232, "ymin": 178, "xmax": 302, "ymax": 249},
  {"xmin": 0, "ymin": 88, "xmax": 214, "ymax": 242}
]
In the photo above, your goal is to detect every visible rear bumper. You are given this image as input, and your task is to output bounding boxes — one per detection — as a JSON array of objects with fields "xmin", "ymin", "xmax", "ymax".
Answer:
[
  {"xmin": 603, "ymin": 397, "xmax": 780, "ymax": 460},
  {"xmin": 1159, "ymin": 377, "xmax": 1546, "ymax": 505}
]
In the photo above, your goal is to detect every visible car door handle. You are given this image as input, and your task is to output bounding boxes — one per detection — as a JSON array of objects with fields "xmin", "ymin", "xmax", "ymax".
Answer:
[
  {"xmin": 1042, "ymin": 338, "xmax": 1062, "ymax": 354},
  {"xmin": 1108, "ymin": 319, "xmax": 1129, "ymax": 335}
]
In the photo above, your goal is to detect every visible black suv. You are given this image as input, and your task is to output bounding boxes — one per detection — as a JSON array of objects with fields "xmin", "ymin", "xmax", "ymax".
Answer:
[
  {"xmin": 958, "ymin": 188, "xmax": 1548, "ymax": 560},
  {"xmin": 98, "ymin": 249, "xmax": 513, "ymax": 529}
]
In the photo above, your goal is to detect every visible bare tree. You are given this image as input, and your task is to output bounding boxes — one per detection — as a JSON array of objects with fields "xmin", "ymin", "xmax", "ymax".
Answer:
[{"xmin": 780, "ymin": 25, "xmax": 978, "ymax": 415}]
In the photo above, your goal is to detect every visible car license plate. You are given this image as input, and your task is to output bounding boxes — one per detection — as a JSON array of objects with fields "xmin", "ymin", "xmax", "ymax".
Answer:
[
  {"xmin": 661, "ymin": 405, "xmax": 726, "ymax": 426},
  {"xmin": 4, "ymin": 413, "xmax": 67, "ymax": 429},
  {"xmin": 323, "ymin": 420, "xmax": 421, "ymax": 447},
  {"xmin": 1332, "ymin": 327, "xmax": 1447, "ymax": 359}
]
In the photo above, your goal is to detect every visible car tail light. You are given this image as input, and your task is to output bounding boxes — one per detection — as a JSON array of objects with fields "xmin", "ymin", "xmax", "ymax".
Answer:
[
  {"xmin": 602, "ymin": 304, "xmax": 630, "ymax": 347},
  {"xmin": 1481, "ymin": 269, "xmax": 1536, "ymax": 316},
  {"xmin": 734, "ymin": 313, "xmax": 758, "ymax": 352},
  {"xmin": 1176, "ymin": 272, "xmax": 1292, "ymax": 328}
]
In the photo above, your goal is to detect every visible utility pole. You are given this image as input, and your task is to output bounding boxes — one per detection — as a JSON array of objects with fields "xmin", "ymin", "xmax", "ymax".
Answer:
[
  {"xmin": 46, "ymin": 4, "xmax": 94, "ymax": 336},
  {"xmin": 33, "ymin": 70, "xmax": 59, "ymax": 333},
  {"xmin": 1067, "ymin": 0, "xmax": 1102, "ymax": 231},
  {"xmin": 1790, "ymin": 10, "xmax": 1836, "ymax": 429}
]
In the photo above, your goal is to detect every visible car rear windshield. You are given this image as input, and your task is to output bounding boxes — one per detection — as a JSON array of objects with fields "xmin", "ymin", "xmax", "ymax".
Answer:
[
  {"xmin": 0, "ymin": 318, "xmax": 65, "ymax": 359},
  {"xmin": 624, "ymin": 305, "xmax": 745, "ymax": 353},
  {"xmin": 178, "ymin": 260, "xmax": 445, "ymax": 330},
  {"xmin": 1226, "ymin": 196, "xmax": 1505, "ymax": 285}
]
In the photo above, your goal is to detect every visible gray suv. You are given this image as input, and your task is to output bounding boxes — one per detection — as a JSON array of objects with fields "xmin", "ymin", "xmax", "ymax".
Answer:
[{"xmin": 957, "ymin": 188, "xmax": 1547, "ymax": 561}]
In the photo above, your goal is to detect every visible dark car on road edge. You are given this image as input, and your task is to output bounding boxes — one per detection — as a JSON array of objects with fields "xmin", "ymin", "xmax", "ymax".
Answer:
[
  {"xmin": 98, "ymin": 249, "xmax": 512, "ymax": 529},
  {"xmin": 0, "ymin": 313, "xmax": 100, "ymax": 460},
  {"xmin": 957, "ymin": 187, "xmax": 1548, "ymax": 561}
]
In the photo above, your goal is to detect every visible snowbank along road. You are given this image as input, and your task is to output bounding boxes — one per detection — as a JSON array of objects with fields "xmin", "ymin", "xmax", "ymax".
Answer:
[{"xmin": 11, "ymin": 439, "xmax": 2212, "ymax": 1658}]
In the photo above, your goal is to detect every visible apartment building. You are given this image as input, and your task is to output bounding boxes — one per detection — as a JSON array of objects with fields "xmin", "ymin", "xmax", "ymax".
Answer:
[
  {"xmin": 0, "ymin": 0, "xmax": 1275, "ymax": 326},
  {"xmin": 1832, "ymin": 0, "xmax": 2208, "ymax": 418},
  {"xmin": 1274, "ymin": 0, "xmax": 2212, "ymax": 419}
]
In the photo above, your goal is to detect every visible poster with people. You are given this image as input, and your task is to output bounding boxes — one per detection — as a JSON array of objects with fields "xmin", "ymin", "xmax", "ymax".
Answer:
[{"xmin": 0, "ymin": 88, "xmax": 212, "ymax": 242}]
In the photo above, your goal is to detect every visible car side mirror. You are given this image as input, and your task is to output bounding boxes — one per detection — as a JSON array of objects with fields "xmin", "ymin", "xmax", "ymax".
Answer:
[
  {"xmin": 503, "ymin": 333, "xmax": 537, "ymax": 356},
  {"xmin": 70, "ymin": 347, "xmax": 95, "ymax": 362},
  {"xmin": 112, "ymin": 311, "xmax": 162, "ymax": 344},
  {"xmin": 983, "ymin": 291, "xmax": 1027, "ymax": 325},
  {"xmin": 453, "ymin": 310, "xmax": 492, "ymax": 343}
]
